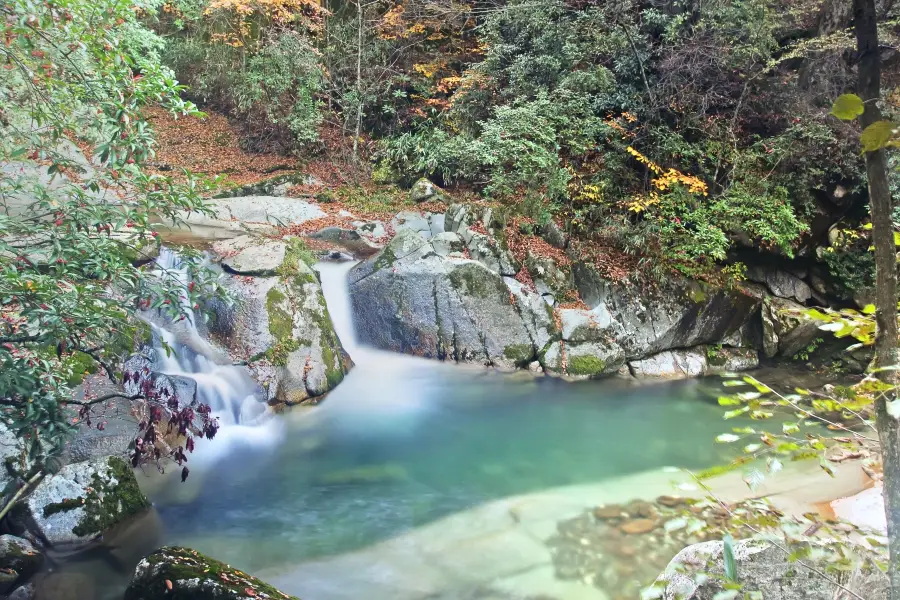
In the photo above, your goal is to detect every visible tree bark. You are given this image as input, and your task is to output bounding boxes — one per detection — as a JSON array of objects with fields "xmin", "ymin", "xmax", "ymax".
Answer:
[
  {"xmin": 352, "ymin": 0, "xmax": 364, "ymax": 165},
  {"xmin": 854, "ymin": 1, "xmax": 900, "ymax": 598}
]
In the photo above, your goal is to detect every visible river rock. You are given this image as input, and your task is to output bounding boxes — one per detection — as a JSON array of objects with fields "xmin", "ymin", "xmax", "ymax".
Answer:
[
  {"xmin": 572, "ymin": 263, "xmax": 760, "ymax": 359},
  {"xmin": 651, "ymin": 539, "xmax": 887, "ymax": 600},
  {"xmin": 628, "ymin": 346, "xmax": 759, "ymax": 379},
  {"xmin": 179, "ymin": 196, "xmax": 326, "ymax": 237},
  {"xmin": 410, "ymin": 177, "xmax": 442, "ymax": 202},
  {"xmin": 761, "ymin": 296, "xmax": 820, "ymax": 358},
  {"xmin": 24, "ymin": 456, "xmax": 149, "ymax": 548},
  {"xmin": 349, "ymin": 229, "xmax": 557, "ymax": 369},
  {"xmin": 541, "ymin": 340, "xmax": 626, "ymax": 378},
  {"xmin": 390, "ymin": 210, "xmax": 434, "ymax": 239},
  {"xmin": 8, "ymin": 583, "xmax": 35, "ymax": 600},
  {"xmin": 431, "ymin": 232, "xmax": 465, "ymax": 256},
  {"xmin": 0, "ymin": 535, "xmax": 42, "ymax": 588},
  {"xmin": 525, "ymin": 252, "xmax": 573, "ymax": 301},
  {"xmin": 125, "ymin": 546, "xmax": 300, "ymax": 600},
  {"xmin": 444, "ymin": 203, "xmax": 476, "ymax": 236},
  {"xmin": 210, "ymin": 239, "xmax": 349, "ymax": 405},
  {"xmin": 466, "ymin": 232, "xmax": 519, "ymax": 276},
  {"xmin": 620, "ymin": 518, "xmax": 657, "ymax": 535},
  {"xmin": 220, "ymin": 240, "xmax": 287, "ymax": 276}
]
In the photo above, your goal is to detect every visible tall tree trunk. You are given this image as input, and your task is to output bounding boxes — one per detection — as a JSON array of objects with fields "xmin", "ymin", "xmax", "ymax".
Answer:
[
  {"xmin": 854, "ymin": 1, "xmax": 900, "ymax": 598},
  {"xmin": 352, "ymin": 0, "xmax": 363, "ymax": 165}
]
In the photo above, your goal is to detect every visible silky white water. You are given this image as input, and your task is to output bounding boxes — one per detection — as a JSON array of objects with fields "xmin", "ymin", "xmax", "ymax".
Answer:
[{"xmin": 48, "ymin": 256, "xmax": 760, "ymax": 600}]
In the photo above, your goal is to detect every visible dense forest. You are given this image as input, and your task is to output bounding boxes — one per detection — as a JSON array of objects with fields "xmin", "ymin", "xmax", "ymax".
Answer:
[
  {"xmin": 150, "ymin": 0, "xmax": 899, "ymax": 291},
  {"xmin": 5, "ymin": 0, "xmax": 900, "ymax": 599}
]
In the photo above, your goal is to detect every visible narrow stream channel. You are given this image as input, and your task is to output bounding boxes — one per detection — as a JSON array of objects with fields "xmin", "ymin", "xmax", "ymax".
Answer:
[{"xmin": 41, "ymin": 261, "xmax": 750, "ymax": 600}]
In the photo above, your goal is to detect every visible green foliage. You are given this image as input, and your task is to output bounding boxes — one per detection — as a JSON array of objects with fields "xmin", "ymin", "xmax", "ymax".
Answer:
[{"xmin": 0, "ymin": 0, "xmax": 225, "ymax": 467}]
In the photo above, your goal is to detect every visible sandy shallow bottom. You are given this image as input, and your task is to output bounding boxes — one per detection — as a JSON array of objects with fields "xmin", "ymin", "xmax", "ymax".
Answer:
[{"xmin": 256, "ymin": 458, "xmax": 871, "ymax": 600}]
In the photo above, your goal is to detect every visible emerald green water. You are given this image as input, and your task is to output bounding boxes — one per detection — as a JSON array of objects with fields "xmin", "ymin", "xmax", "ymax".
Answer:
[{"xmin": 41, "ymin": 262, "xmax": 756, "ymax": 600}]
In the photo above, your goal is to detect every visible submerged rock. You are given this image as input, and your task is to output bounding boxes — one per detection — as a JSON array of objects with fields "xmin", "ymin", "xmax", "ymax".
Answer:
[
  {"xmin": 125, "ymin": 546, "xmax": 301, "ymax": 600},
  {"xmin": 24, "ymin": 456, "xmax": 149, "ymax": 548},
  {"xmin": 349, "ymin": 229, "xmax": 556, "ymax": 369},
  {"xmin": 210, "ymin": 236, "xmax": 349, "ymax": 405},
  {"xmin": 0, "ymin": 535, "xmax": 42, "ymax": 592},
  {"xmin": 652, "ymin": 539, "xmax": 887, "ymax": 600}
]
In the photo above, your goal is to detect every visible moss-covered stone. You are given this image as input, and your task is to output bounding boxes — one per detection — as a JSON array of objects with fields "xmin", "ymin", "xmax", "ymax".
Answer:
[
  {"xmin": 503, "ymin": 344, "xmax": 535, "ymax": 367},
  {"xmin": 277, "ymin": 237, "xmax": 318, "ymax": 277},
  {"xmin": 0, "ymin": 535, "xmax": 42, "ymax": 583},
  {"xmin": 266, "ymin": 287, "xmax": 294, "ymax": 343},
  {"xmin": 72, "ymin": 456, "xmax": 150, "ymax": 537},
  {"xmin": 448, "ymin": 263, "xmax": 506, "ymax": 299},
  {"xmin": 567, "ymin": 355, "xmax": 607, "ymax": 377},
  {"xmin": 125, "ymin": 546, "xmax": 301, "ymax": 600}
]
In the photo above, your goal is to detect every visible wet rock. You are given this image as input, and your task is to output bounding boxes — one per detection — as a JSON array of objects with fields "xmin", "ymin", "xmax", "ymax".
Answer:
[
  {"xmin": 652, "ymin": 539, "xmax": 887, "ymax": 600},
  {"xmin": 541, "ymin": 340, "xmax": 626, "ymax": 379},
  {"xmin": 657, "ymin": 495, "xmax": 688, "ymax": 508},
  {"xmin": 629, "ymin": 349, "xmax": 706, "ymax": 379},
  {"xmin": 627, "ymin": 501, "xmax": 658, "ymax": 519},
  {"xmin": 349, "ymin": 230, "xmax": 556, "ymax": 370},
  {"xmin": 34, "ymin": 571, "xmax": 94, "ymax": 600},
  {"xmin": 8, "ymin": 583, "xmax": 35, "ymax": 600},
  {"xmin": 0, "ymin": 535, "xmax": 42, "ymax": 583},
  {"xmin": 619, "ymin": 518, "xmax": 657, "ymax": 535},
  {"xmin": 24, "ymin": 456, "xmax": 149, "ymax": 548},
  {"xmin": 125, "ymin": 546, "xmax": 301, "ymax": 600},
  {"xmin": 210, "ymin": 239, "xmax": 349, "ymax": 405},
  {"xmin": 593, "ymin": 505, "xmax": 626, "ymax": 520},
  {"xmin": 220, "ymin": 239, "xmax": 287, "ymax": 276}
]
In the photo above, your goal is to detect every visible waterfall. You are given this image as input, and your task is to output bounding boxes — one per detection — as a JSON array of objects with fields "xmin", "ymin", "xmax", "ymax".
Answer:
[{"xmin": 148, "ymin": 249, "xmax": 282, "ymax": 462}]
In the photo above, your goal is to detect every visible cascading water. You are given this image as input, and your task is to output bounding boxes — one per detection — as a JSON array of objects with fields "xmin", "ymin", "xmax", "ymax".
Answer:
[{"xmin": 148, "ymin": 249, "xmax": 282, "ymax": 461}]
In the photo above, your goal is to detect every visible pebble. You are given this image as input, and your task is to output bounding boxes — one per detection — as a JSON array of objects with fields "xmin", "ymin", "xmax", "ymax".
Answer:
[
  {"xmin": 620, "ymin": 518, "xmax": 658, "ymax": 535},
  {"xmin": 657, "ymin": 495, "xmax": 688, "ymax": 507},
  {"xmin": 593, "ymin": 505, "xmax": 626, "ymax": 520}
]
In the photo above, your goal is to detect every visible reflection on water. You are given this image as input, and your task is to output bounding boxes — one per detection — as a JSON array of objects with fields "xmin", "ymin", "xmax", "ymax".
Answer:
[{"xmin": 42, "ymin": 261, "xmax": 743, "ymax": 600}]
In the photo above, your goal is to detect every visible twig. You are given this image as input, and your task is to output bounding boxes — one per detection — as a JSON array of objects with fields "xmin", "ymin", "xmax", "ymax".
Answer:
[{"xmin": 0, "ymin": 472, "xmax": 43, "ymax": 523}]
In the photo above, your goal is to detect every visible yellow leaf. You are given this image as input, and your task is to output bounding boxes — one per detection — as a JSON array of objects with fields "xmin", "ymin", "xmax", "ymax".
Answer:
[
  {"xmin": 860, "ymin": 120, "xmax": 896, "ymax": 152},
  {"xmin": 831, "ymin": 94, "xmax": 864, "ymax": 121}
]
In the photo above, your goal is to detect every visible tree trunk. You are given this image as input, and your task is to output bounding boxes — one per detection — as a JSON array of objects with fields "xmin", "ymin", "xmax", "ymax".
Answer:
[
  {"xmin": 854, "ymin": 1, "xmax": 900, "ymax": 598},
  {"xmin": 352, "ymin": 0, "xmax": 364, "ymax": 165}
]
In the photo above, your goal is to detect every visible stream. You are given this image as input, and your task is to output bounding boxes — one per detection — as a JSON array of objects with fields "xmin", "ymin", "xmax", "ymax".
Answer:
[{"xmin": 40, "ymin": 261, "xmax": 774, "ymax": 600}]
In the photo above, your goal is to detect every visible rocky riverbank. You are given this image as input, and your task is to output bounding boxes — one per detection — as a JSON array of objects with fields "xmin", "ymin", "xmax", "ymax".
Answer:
[{"xmin": 175, "ymin": 188, "xmax": 854, "ymax": 386}]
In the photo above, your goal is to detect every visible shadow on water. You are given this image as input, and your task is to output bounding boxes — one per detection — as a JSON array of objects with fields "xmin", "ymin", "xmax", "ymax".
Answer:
[{"xmin": 40, "ymin": 261, "xmax": 756, "ymax": 600}]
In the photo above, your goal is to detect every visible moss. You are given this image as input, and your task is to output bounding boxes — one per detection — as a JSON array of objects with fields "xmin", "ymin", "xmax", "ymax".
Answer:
[
  {"xmin": 567, "ymin": 355, "xmax": 608, "ymax": 377},
  {"xmin": 503, "ymin": 344, "xmax": 534, "ymax": 366},
  {"xmin": 277, "ymin": 238, "xmax": 318, "ymax": 277},
  {"xmin": 266, "ymin": 287, "xmax": 294, "ymax": 343},
  {"xmin": 373, "ymin": 245, "xmax": 397, "ymax": 272},
  {"xmin": 705, "ymin": 344, "xmax": 727, "ymax": 367},
  {"xmin": 42, "ymin": 497, "xmax": 84, "ymax": 518},
  {"xmin": 70, "ymin": 457, "xmax": 150, "ymax": 537},
  {"xmin": 311, "ymin": 295, "xmax": 345, "ymax": 389},
  {"xmin": 448, "ymin": 263, "xmax": 505, "ymax": 299},
  {"xmin": 125, "ymin": 546, "xmax": 301, "ymax": 600}
]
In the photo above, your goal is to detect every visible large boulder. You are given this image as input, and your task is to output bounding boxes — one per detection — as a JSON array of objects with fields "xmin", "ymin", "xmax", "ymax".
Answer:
[
  {"xmin": 652, "ymin": 539, "xmax": 887, "ymax": 600},
  {"xmin": 178, "ymin": 196, "xmax": 326, "ymax": 238},
  {"xmin": 571, "ymin": 263, "xmax": 761, "ymax": 359},
  {"xmin": 761, "ymin": 296, "xmax": 821, "ymax": 358},
  {"xmin": 23, "ymin": 456, "xmax": 149, "ymax": 548},
  {"xmin": 125, "ymin": 546, "xmax": 300, "ymax": 600},
  {"xmin": 349, "ymin": 230, "xmax": 557, "ymax": 369},
  {"xmin": 210, "ymin": 236, "xmax": 349, "ymax": 405},
  {"xmin": 629, "ymin": 346, "xmax": 759, "ymax": 379}
]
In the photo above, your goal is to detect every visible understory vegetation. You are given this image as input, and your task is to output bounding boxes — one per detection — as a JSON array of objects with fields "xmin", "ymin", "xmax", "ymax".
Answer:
[{"xmin": 147, "ymin": 0, "xmax": 900, "ymax": 287}]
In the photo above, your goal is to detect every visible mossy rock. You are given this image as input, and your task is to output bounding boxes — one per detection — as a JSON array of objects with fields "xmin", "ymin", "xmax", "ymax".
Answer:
[
  {"xmin": 125, "ymin": 546, "xmax": 301, "ymax": 600},
  {"xmin": 0, "ymin": 535, "xmax": 42, "ymax": 584},
  {"xmin": 25, "ymin": 456, "xmax": 150, "ymax": 547}
]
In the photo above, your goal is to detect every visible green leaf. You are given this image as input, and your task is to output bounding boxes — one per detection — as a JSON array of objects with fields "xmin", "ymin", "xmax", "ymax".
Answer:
[
  {"xmin": 723, "ymin": 535, "xmax": 738, "ymax": 583},
  {"xmin": 831, "ymin": 94, "xmax": 864, "ymax": 120},
  {"xmin": 860, "ymin": 120, "xmax": 896, "ymax": 152},
  {"xmin": 716, "ymin": 433, "xmax": 741, "ymax": 443}
]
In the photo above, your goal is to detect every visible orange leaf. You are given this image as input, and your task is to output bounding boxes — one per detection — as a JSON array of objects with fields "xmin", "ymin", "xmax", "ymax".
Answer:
[
  {"xmin": 165, "ymin": 579, "xmax": 173, "ymax": 590},
  {"xmin": 245, "ymin": 588, "xmax": 258, "ymax": 597}
]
